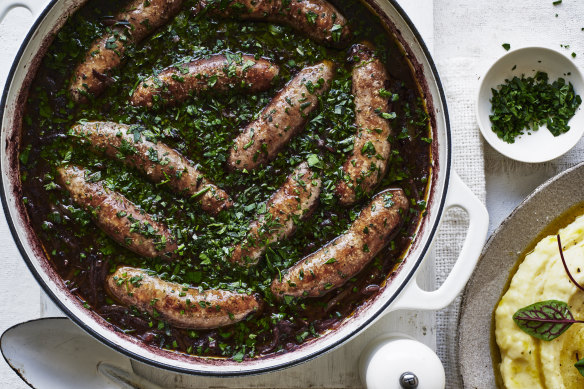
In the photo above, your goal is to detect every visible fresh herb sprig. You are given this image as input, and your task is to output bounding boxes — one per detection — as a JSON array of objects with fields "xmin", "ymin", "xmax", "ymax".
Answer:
[
  {"xmin": 489, "ymin": 72, "xmax": 582, "ymax": 143},
  {"xmin": 513, "ymin": 300, "xmax": 584, "ymax": 341}
]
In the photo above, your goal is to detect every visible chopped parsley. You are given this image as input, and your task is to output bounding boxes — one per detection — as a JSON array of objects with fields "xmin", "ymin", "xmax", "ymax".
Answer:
[
  {"xmin": 305, "ymin": 11, "xmax": 318, "ymax": 25},
  {"xmin": 489, "ymin": 71, "xmax": 582, "ymax": 143}
]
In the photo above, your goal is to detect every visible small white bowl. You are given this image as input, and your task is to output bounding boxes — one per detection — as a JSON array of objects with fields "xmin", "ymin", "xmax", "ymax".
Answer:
[{"xmin": 477, "ymin": 46, "xmax": 584, "ymax": 163}]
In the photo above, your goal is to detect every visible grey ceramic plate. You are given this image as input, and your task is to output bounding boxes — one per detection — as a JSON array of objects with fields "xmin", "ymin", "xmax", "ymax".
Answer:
[{"xmin": 457, "ymin": 161, "xmax": 584, "ymax": 388}]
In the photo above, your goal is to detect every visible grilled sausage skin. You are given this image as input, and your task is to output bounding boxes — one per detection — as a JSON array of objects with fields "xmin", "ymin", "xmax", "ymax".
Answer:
[
  {"xmin": 336, "ymin": 43, "xmax": 393, "ymax": 205},
  {"xmin": 57, "ymin": 165, "xmax": 177, "ymax": 259},
  {"xmin": 228, "ymin": 60, "xmax": 334, "ymax": 170},
  {"xmin": 106, "ymin": 267, "xmax": 261, "ymax": 329},
  {"xmin": 70, "ymin": 0, "xmax": 185, "ymax": 102},
  {"xmin": 130, "ymin": 54, "xmax": 280, "ymax": 107},
  {"xmin": 271, "ymin": 188, "xmax": 408, "ymax": 299},
  {"xmin": 70, "ymin": 121, "xmax": 232, "ymax": 215},
  {"xmin": 198, "ymin": 0, "xmax": 351, "ymax": 47},
  {"xmin": 230, "ymin": 162, "xmax": 321, "ymax": 266}
]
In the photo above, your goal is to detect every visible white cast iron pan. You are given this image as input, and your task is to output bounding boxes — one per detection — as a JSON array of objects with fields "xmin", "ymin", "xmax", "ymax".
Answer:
[{"xmin": 0, "ymin": 0, "xmax": 488, "ymax": 376}]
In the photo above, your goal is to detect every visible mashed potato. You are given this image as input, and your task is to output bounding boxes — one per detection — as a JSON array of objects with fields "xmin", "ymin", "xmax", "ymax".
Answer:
[{"xmin": 495, "ymin": 214, "xmax": 584, "ymax": 389}]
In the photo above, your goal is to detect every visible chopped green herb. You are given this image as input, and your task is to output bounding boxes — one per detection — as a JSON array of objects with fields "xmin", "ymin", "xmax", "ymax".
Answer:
[
  {"xmin": 361, "ymin": 141, "xmax": 376, "ymax": 156},
  {"xmin": 305, "ymin": 11, "xmax": 318, "ymax": 25},
  {"xmin": 232, "ymin": 350, "xmax": 245, "ymax": 362},
  {"xmin": 489, "ymin": 72, "xmax": 581, "ymax": 142},
  {"xmin": 207, "ymin": 75, "xmax": 218, "ymax": 87},
  {"xmin": 380, "ymin": 112, "xmax": 396, "ymax": 120}
]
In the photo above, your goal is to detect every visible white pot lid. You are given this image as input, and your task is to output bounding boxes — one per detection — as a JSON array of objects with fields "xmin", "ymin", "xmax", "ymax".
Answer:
[{"xmin": 360, "ymin": 335, "xmax": 445, "ymax": 389}]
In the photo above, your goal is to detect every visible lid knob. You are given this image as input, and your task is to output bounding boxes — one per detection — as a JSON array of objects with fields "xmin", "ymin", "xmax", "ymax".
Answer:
[{"xmin": 400, "ymin": 372, "xmax": 419, "ymax": 388}]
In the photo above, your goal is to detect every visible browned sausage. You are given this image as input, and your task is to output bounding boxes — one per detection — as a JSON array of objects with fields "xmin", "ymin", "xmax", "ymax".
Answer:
[
  {"xmin": 56, "ymin": 165, "xmax": 177, "ymax": 259},
  {"xmin": 130, "ymin": 54, "xmax": 280, "ymax": 107},
  {"xmin": 271, "ymin": 188, "xmax": 408, "ymax": 299},
  {"xmin": 70, "ymin": 0, "xmax": 185, "ymax": 102},
  {"xmin": 198, "ymin": 0, "xmax": 351, "ymax": 47},
  {"xmin": 230, "ymin": 162, "xmax": 321, "ymax": 266},
  {"xmin": 228, "ymin": 61, "xmax": 334, "ymax": 170},
  {"xmin": 106, "ymin": 267, "xmax": 261, "ymax": 329},
  {"xmin": 70, "ymin": 121, "xmax": 232, "ymax": 215},
  {"xmin": 336, "ymin": 43, "xmax": 393, "ymax": 206}
]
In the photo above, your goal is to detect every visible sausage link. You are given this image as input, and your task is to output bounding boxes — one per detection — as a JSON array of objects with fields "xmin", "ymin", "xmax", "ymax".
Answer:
[
  {"xmin": 230, "ymin": 162, "xmax": 321, "ymax": 266},
  {"xmin": 57, "ymin": 165, "xmax": 177, "ymax": 259},
  {"xmin": 106, "ymin": 267, "xmax": 261, "ymax": 329},
  {"xmin": 70, "ymin": 121, "xmax": 232, "ymax": 215},
  {"xmin": 228, "ymin": 61, "xmax": 334, "ymax": 170},
  {"xmin": 199, "ymin": 0, "xmax": 350, "ymax": 47},
  {"xmin": 336, "ymin": 43, "xmax": 393, "ymax": 206},
  {"xmin": 130, "ymin": 54, "xmax": 280, "ymax": 107},
  {"xmin": 271, "ymin": 188, "xmax": 408, "ymax": 299},
  {"xmin": 70, "ymin": 0, "xmax": 184, "ymax": 102}
]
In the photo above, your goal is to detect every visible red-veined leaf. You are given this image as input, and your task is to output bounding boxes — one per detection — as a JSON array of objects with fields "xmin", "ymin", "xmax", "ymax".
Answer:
[{"xmin": 512, "ymin": 300, "xmax": 584, "ymax": 341}]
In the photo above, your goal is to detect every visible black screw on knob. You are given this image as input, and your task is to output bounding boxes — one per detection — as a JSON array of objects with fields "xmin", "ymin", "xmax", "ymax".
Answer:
[{"xmin": 399, "ymin": 372, "xmax": 419, "ymax": 388}]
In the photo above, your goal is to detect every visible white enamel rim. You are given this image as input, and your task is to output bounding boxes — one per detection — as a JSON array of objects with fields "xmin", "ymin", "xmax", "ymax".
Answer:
[{"xmin": 0, "ymin": 0, "xmax": 488, "ymax": 376}]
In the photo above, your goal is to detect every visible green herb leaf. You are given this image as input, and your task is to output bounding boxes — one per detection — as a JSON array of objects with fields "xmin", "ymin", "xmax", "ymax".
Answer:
[
  {"xmin": 331, "ymin": 24, "xmax": 342, "ymax": 42},
  {"xmin": 380, "ymin": 112, "xmax": 396, "ymax": 120},
  {"xmin": 19, "ymin": 145, "xmax": 32, "ymax": 165},
  {"xmin": 232, "ymin": 350, "xmax": 245, "ymax": 362},
  {"xmin": 185, "ymin": 271, "xmax": 202, "ymax": 284},
  {"xmin": 306, "ymin": 154, "xmax": 323, "ymax": 169},
  {"xmin": 105, "ymin": 37, "xmax": 118, "ymax": 50},
  {"xmin": 207, "ymin": 75, "xmax": 218, "ymax": 87},
  {"xmin": 512, "ymin": 300, "xmax": 584, "ymax": 341},
  {"xmin": 502, "ymin": 43, "xmax": 511, "ymax": 51},
  {"xmin": 379, "ymin": 88, "xmax": 392, "ymax": 98},
  {"xmin": 361, "ymin": 141, "xmax": 376, "ymax": 156},
  {"xmin": 305, "ymin": 11, "xmax": 318, "ymax": 25},
  {"xmin": 86, "ymin": 171, "xmax": 102, "ymax": 183}
]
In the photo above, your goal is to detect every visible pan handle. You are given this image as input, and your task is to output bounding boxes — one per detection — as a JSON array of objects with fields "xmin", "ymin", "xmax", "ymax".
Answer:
[
  {"xmin": 0, "ymin": 0, "xmax": 47, "ymax": 24},
  {"xmin": 389, "ymin": 171, "xmax": 489, "ymax": 312}
]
